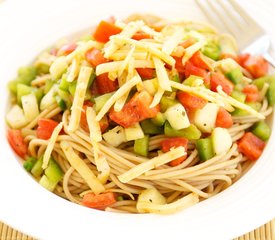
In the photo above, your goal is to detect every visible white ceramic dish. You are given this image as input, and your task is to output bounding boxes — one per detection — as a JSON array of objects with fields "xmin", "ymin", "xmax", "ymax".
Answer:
[{"xmin": 0, "ymin": 0, "xmax": 275, "ymax": 239}]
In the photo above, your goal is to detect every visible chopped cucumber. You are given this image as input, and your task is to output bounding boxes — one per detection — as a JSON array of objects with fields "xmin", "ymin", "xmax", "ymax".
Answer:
[
  {"xmin": 202, "ymin": 42, "xmax": 221, "ymax": 61},
  {"xmin": 231, "ymin": 90, "xmax": 246, "ymax": 103},
  {"xmin": 134, "ymin": 135, "xmax": 149, "ymax": 157},
  {"xmin": 6, "ymin": 105, "xmax": 27, "ymax": 129},
  {"xmin": 57, "ymin": 89, "xmax": 72, "ymax": 109},
  {"xmin": 225, "ymin": 68, "xmax": 243, "ymax": 84},
  {"xmin": 164, "ymin": 103, "xmax": 190, "ymax": 130},
  {"xmin": 55, "ymin": 95, "xmax": 67, "ymax": 110},
  {"xmin": 23, "ymin": 157, "xmax": 37, "ymax": 172},
  {"xmin": 151, "ymin": 112, "xmax": 166, "ymax": 126},
  {"xmin": 103, "ymin": 126, "xmax": 126, "ymax": 147},
  {"xmin": 8, "ymin": 80, "xmax": 19, "ymax": 95},
  {"xmin": 44, "ymin": 79, "xmax": 55, "ymax": 94},
  {"xmin": 59, "ymin": 74, "xmax": 70, "ymax": 91},
  {"xmin": 31, "ymin": 157, "xmax": 44, "ymax": 178},
  {"xmin": 160, "ymin": 96, "xmax": 179, "ymax": 112},
  {"xmin": 94, "ymin": 92, "xmax": 114, "ymax": 113},
  {"xmin": 196, "ymin": 138, "xmax": 214, "ymax": 161},
  {"xmin": 45, "ymin": 158, "xmax": 63, "ymax": 184},
  {"xmin": 88, "ymin": 71, "xmax": 96, "ymax": 89},
  {"xmin": 17, "ymin": 66, "xmax": 37, "ymax": 85},
  {"xmin": 17, "ymin": 84, "xmax": 43, "ymax": 106},
  {"xmin": 232, "ymin": 102, "xmax": 261, "ymax": 116},
  {"xmin": 267, "ymin": 81, "xmax": 275, "ymax": 106},
  {"xmin": 125, "ymin": 123, "xmax": 144, "ymax": 141},
  {"xmin": 164, "ymin": 122, "xmax": 201, "ymax": 140},
  {"xmin": 142, "ymin": 78, "xmax": 158, "ymax": 95},
  {"xmin": 40, "ymin": 85, "xmax": 57, "ymax": 111},
  {"xmin": 251, "ymin": 121, "xmax": 271, "ymax": 141},
  {"xmin": 211, "ymin": 127, "xmax": 232, "ymax": 155},
  {"xmin": 50, "ymin": 56, "xmax": 68, "ymax": 80},
  {"xmin": 183, "ymin": 75, "xmax": 204, "ymax": 87},
  {"xmin": 21, "ymin": 93, "xmax": 40, "ymax": 122},
  {"xmin": 39, "ymin": 175, "xmax": 57, "ymax": 192},
  {"xmin": 68, "ymin": 80, "xmax": 77, "ymax": 96},
  {"xmin": 253, "ymin": 77, "xmax": 266, "ymax": 90},
  {"xmin": 140, "ymin": 119, "xmax": 163, "ymax": 135}
]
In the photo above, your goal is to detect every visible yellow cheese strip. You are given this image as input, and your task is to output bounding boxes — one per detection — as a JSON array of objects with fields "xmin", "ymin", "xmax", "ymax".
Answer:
[
  {"xmin": 150, "ymin": 87, "xmax": 165, "ymax": 108},
  {"xmin": 162, "ymin": 28, "xmax": 185, "ymax": 55},
  {"xmin": 153, "ymin": 57, "xmax": 172, "ymax": 91},
  {"xmin": 86, "ymin": 106, "xmax": 102, "ymax": 142},
  {"xmin": 60, "ymin": 141, "xmax": 105, "ymax": 194},
  {"xmin": 118, "ymin": 146, "xmax": 186, "ymax": 183},
  {"xmin": 42, "ymin": 122, "xmax": 63, "ymax": 169},
  {"xmin": 68, "ymin": 66, "xmax": 93, "ymax": 132},
  {"xmin": 181, "ymin": 39, "xmax": 206, "ymax": 65}
]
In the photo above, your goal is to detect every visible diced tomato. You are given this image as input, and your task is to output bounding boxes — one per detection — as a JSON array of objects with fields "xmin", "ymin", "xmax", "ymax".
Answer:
[
  {"xmin": 161, "ymin": 137, "xmax": 188, "ymax": 167},
  {"xmin": 85, "ymin": 48, "xmax": 108, "ymax": 67},
  {"xmin": 184, "ymin": 61, "xmax": 210, "ymax": 85},
  {"xmin": 37, "ymin": 119, "xmax": 59, "ymax": 140},
  {"xmin": 179, "ymin": 37, "xmax": 196, "ymax": 49},
  {"xmin": 93, "ymin": 21, "xmax": 122, "ymax": 43},
  {"xmin": 189, "ymin": 51, "xmax": 211, "ymax": 71},
  {"xmin": 221, "ymin": 53, "xmax": 238, "ymax": 62},
  {"xmin": 109, "ymin": 91, "xmax": 160, "ymax": 128},
  {"xmin": 57, "ymin": 43, "xmax": 77, "ymax": 56},
  {"xmin": 132, "ymin": 31, "xmax": 152, "ymax": 41},
  {"xmin": 174, "ymin": 56, "xmax": 185, "ymax": 74},
  {"xmin": 238, "ymin": 54, "xmax": 268, "ymax": 78},
  {"xmin": 82, "ymin": 192, "xmax": 117, "ymax": 210},
  {"xmin": 215, "ymin": 107, "xmax": 233, "ymax": 128},
  {"xmin": 177, "ymin": 91, "xmax": 207, "ymax": 110},
  {"xmin": 96, "ymin": 73, "xmax": 118, "ymax": 94},
  {"xmin": 242, "ymin": 84, "xmax": 259, "ymax": 102},
  {"xmin": 238, "ymin": 132, "xmax": 265, "ymax": 161},
  {"xmin": 80, "ymin": 102, "xmax": 109, "ymax": 133},
  {"xmin": 210, "ymin": 72, "xmax": 234, "ymax": 95},
  {"xmin": 7, "ymin": 129, "xmax": 28, "ymax": 158},
  {"xmin": 136, "ymin": 68, "xmax": 155, "ymax": 79}
]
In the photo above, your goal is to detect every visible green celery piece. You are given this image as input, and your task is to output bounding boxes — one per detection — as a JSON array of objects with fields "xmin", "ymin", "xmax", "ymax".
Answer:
[
  {"xmin": 33, "ymin": 88, "xmax": 44, "ymax": 104},
  {"xmin": 17, "ymin": 66, "xmax": 37, "ymax": 85},
  {"xmin": 88, "ymin": 71, "xmax": 96, "ymax": 89},
  {"xmin": 231, "ymin": 90, "xmax": 246, "ymax": 103},
  {"xmin": 232, "ymin": 102, "xmax": 262, "ymax": 116},
  {"xmin": 253, "ymin": 75, "xmax": 275, "ymax": 90},
  {"xmin": 94, "ymin": 92, "xmax": 114, "ymax": 113},
  {"xmin": 57, "ymin": 89, "xmax": 72, "ymax": 109},
  {"xmin": 36, "ymin": 62, "xmax": 50, "ymax": 74},
  {"xmin": 164, "ymin": 122, "xmax": 201, "ymax": 140},
  {"xmin": 160, "ymin": 96, "xmax": 179, "ymax": 112},
  {"xmin": 23, "ymin": 157, "xmax": 37, "ymax": 172},
  {"xmin": 44, "ymin": 79, "xmax": 55, "ymax": 94},
  {"xmin": 171, "ymin": 73, "xmax": 181, "ymax": 83},
  {"xmin": 140, "ymin": 119, "xmax": 163, "ymax": 135},
  {"xmin": 68, "ymin": 81, "xmax": 77, "ymax": 96},
  {"xmin": 8, "ymin": 80, "xmax": 19, "ymax": 95},
  {"xmin": 151, "ymin": 112, "xmax": 166, "ymax": 126},
  {"xmin": 134, "ymin": 135, "xmax": 149, "ymax": 157},
  {"xmin": 31, "ymin": 157, "xmax": 44, "ymax": 178},
  {"xmin": 39, "ymin": 175, "xmax": 57, "ymax": 192},
  {"xmin": 252, "ymin": 121, "xmax": 271, "ymax": 141},
  {"xmin": 17, "ymin": 84, "xmax": 43, "ymax": 106},
  {"xmin": 183, "ymin": 75, "xmax": 203, "ymax": 86},
  {"xmin": 225, "ymin": 68, "xmax": 243, "ymax": 84},
  {"xmin": 234, "ymin": 83, "xmax": 244, "ymax": 92},
  {"xmin": 59, "ymin": 74, "xmax": 70, "ymax": 91},
  {"xmin": 267, "ymin": 81, "xmax": 275, "ymax": 106},
  {"xmin": 45, "ymin": 158, "xmax": 63, "ymax": 184},
  {"xmin": 196, "ymin": 138, "xmax": 214, "ymax": 161},
  {"xmin": 55, "ymin": 95, "xmax": 67, "ymax": 110},
  {"xmin": 202, "ymin": 42, "xmax": 221, "ymax": 61}
]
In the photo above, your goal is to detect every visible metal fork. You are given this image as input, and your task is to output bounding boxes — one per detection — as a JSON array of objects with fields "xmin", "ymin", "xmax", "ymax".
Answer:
[{"xmin": 195, "ymin": 0, "xmax": 275, "ymax": 67}]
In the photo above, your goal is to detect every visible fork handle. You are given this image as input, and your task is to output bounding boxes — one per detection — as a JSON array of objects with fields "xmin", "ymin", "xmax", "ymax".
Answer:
[{"xmin": 263, "ymin": 52, "xmax": 275, "ymax": 68}]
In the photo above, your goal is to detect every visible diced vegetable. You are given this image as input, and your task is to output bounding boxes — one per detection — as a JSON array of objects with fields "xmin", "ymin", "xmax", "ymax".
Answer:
[
  {"xmin": 231, "ymin": 90, "xmax": 246, "ymax": 103},
  {"xmin": 57, "ymin": 89, "xmax": 72, "ymax": 108},
  {"xmin": 211, "ymin": 127, "xmax": 232, "ymax": 155},
  {"xmin": 55, "ymin": 95, "xmax": 67, "ymax": 110},
  {"xmin": 174, "ymin": 56, "xmax": 185, "ymax": 74},
  {"xmin": 31, "ymin": 156, "xmax": 44, "ymax": 178},
  {"xmin": 59, "ymin": 75, "xmax": 70, "ymax": 91},
  {"xmin": 17, "ymin": 66, "xmax": 37, "ymax": 85},
  {"xmin": 196, "ymin": 138, "xmax": 214, "ymax": 161},
  {"xmin": 184, "ymin": 61, "xmax": 210, "ymax": 86},
  {"xmin": 21, "ymin": 93, "xmax": 40, "ymax": 122},
  {"xmin": 242, "ymin": 84, "xmax": 259, "ymax": 102},
  {"xmin": 136, "ymin": 68, "xmax": 155, "ymax": 79},
  {"xmin": 164, "ymin": 103, "xmax": 190, "ymax": 130},
  {"xmin": 37, "ymin": 119, "xmax": 59, "ymax": 140},
  {"xmin": 103, "ymin": 126, "xmax": 126, "ymax": 147},
  {"xmin": 132, "ymin": 31, "xmax": 152, "ymax": 40},
  {"xmin": 50, "ymin": 56, "xmax": 68, "ymax": 80},
  {"xmin": 40, "ymin": 85, "xmax": 57, "ymax": 110},
  {"xmin": 94, "ymin": 92, "xmax": 114, "ymax": 113},
  {"xmin": 164, "ymin": 122, "xmax": 201, "ymax": 140},
  {"xmin": 210, "ymin": 72, "xmax": 234, "ymax": 95},
  {"xmin": 225, "ymin": 68, "xmax": 243, "ymax": 84},
  {"xmin": 82, "ymin": 192, "xmax": 117, "ymax": 210},
  {"xmin": 68, "ymin": 80, "xmax": 77, "ymax": 96},
  {"xmin": 194, "ymin": 102, "xmax": 219, "ymax": 133},
  {"xmin": 85, "ymin": 48, "xmax": 108, "ymax": 67},
  {"xmin": 96, "ymin": 73, "xmax": 118, "ymax": 94},
  {"xmin": 124, "ymin": 123, "xmax": 144, "ymax": 141},
  {"xmin": 151, "ymin": 112, "xmax": 166, "ymax": 126},
  {"xmin": 44, "ymin": 79, "xmax": 55, "ymax": 94},
  {"xmin": 267, "ymin": 81, "xmax": 275, "ymax": 106},
  {"xmin": 143, "ymin": 78, "xmax": 158, "ymax": 95},
  {"xmin": 238, "ymin": 132, "xmax": 265, "ymax": 161},
  {"xmin": 202, "ymin": 42, "xmax": 221, "ymax": 60},
  {"xmin": 177, "ymin": 91, "xmax": 207, "ymax": 110},
  {"xmin": 161, "ymin": 137, "xmax": 188, "ymax": 166},
  {"xmin": 253, "ymin": 76, "xmax": 268, "ymax": 90},
  {"xmin": 17, "ymin": 84, "xmax": 43, "ymax": 106},
  {"xmin": 23, "ymin": 156, "xmax": 37, "ymax": 172},
  {"xmin": 39, "ymin": 175, "xmax": 57, "ymax": 192},
  {"xmin": 134, "ymin": 135, "xmax": 149, "ymax": 157},
  {"xmin": 160, "ymin": 96, "xmax": 179, "ymax": 112},
  {"xmin": 140, "ymin": 119, "xmax": 163, "ymax": 135},
  {"xmin": 189, "ymin": 51, "xmax": 211, "ymax": 71},
  {"xmin": 93, "ymin": 20, "xmax": 121, "ymax": 43},
  {"xmin": 251, "ymin": 121, "xmax": 271, "ymax": 141},
  {"xmin": 57, "ymin": 43, "xmax": 77, "ymax": 56},
  {"xmin": 215, "ymin": 107, "xmax": 233, "ymax": 128},
  {"xmin": 183, "ymin": 75, "xmax": 204, "ymax": 87},
  {"xmin": 44, "ymin": 158, "xmax": 63, "ymax": 187},
  {"xmin": 136, "ymin": 188, "xmax": 166, "ymax": 213},
  {"xmin": 7, "ymin": 129, "xmax": 28, "ymax": 158},
  {"xmin": 6, "ymin": 105, "xmax": 27, "ymax": 129},
  {"xmin": 232, "ymin": 102, "xmax": 261, "ymax": 116},
  {"xmin": 109, "ymin": 91, "xmax": 160, "ymax": 128}
]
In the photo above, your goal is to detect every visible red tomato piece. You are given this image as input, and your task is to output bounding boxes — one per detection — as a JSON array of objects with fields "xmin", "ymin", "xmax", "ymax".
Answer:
[
  {"xmin": 93, "ymin": 21, "xmax": 122, "ymax": 43},
  {"xmin": 109, "ymin": 91, "xmax": 160, "ymax": 128},
  {"xmin": 7, "ymin": 129, "xmax": 28, "ymax": 158},
  {"xmin": 136, "ymin": 68, "xmax": 155, "ymax": 79},
  {"xmin": 242, "ymin": 84, "xmax": 259, "ymax": 102},
  {"xmin": 132, "ymin": 31, "xmax": 153, "ymax": 40},
  {"xmin": 210, "ymin": 72, "xmax": 234, "ymax": 95},
  {"xmin": 177, "ymin": 91, "xmax": 207, "ymax": 110},
  {"xmin": 189, "ymin": 51, "xmax": 211, "ymax": 71},
  {"xmin": 179, "ymin": 37, "xmax": 196, "ymax": 49},
  {"xmin": 85, "ymin": 48, "xmax": 108, "ymax": 67},
  {"xmin": 37, "ymin": 119, "xmax": 59, "ymax": 140},
  {"xmin": 174, "ymin": 56, "xmax": 186, "ymax": 74},
  {"xmin": 220, "ymin": 53, "xmax": 238, "ymax": 62},
  {"xmin": 82, "ymin": 192, "xmax": 117, "ymax": 210},
  {"xmin": 96, "ymin": 73, "xmax": 118, "ymax": 94},
  {"xmin": 57, "ymin": 43, "xmax": 77, "ymax": 56},
  {"xmin": 161, "ymin": 137, "xmax": 188, "ymax": 167},
  {"xmin": 238, "ymin": 132, "xmax": 265, "ymax": 161},
  {"xmin": 184, "ymin": 61, "xmax": 210, "ymax": 86},
  {"xmin": 215, "ymin": 107, "xmax": 233, "ymax": 128},
  {"xmin": 238, "ymin": 54, "xmax": 268, "ymax": 78}
]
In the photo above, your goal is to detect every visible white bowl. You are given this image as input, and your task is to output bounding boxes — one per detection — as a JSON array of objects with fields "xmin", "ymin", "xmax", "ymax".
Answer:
[{"xmin": 0, "ymin": 0, "xmax": 275, "ymax": 239}]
